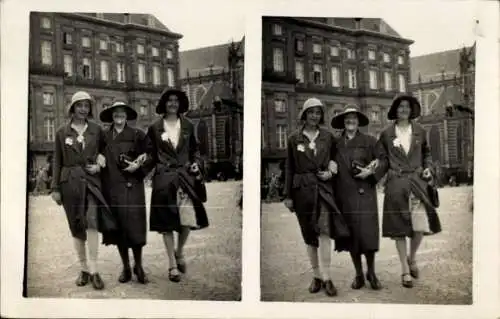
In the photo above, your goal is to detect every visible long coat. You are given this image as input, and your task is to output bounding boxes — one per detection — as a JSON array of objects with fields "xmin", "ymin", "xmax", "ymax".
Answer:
[
  {"xmin": 101, "ymin": 124, "xmax": 152, "ymax": 247},
  {"xmin": 333, "ymin": 131, "xmax": 383, "ymax": 253},
  {"xmin": 146, "ymin": 117, "xmax": 209, "ymax": 233},
  {"xmin": 283, "ymin": 127, "xmax": 350, "ymax": 248},
  {"xmin": 376, "ymin": 123, "xmax": 442, "ymax": 238},
  {"xmin": 51, "ymin": 120, "xmax": 117, "ymax": 243}
]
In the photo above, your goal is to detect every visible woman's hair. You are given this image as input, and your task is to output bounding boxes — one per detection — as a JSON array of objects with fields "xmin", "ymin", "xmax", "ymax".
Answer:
[{"xmin": 300, "ymin": 106, "xmax": 325, "ymax": 125}]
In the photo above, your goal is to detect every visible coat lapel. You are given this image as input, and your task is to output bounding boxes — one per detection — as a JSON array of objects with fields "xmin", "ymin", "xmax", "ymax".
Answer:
[
  {"xmin": 406, "ymin": 123, "xmax": 421, "ymax": 160},
  {"xmin": 176, "ymin": 118, "xmax": 191, "ymax": 153},
  {"xmin": 154, "ymin": 119, "xmax": 177, "ymax": 156},
  {"xmin": 63, "ymin": 124, "xmax": 81, "ymax": 154},
  {"xmin": 313, "ymin": 129, "xmax": 329, "ymax": 165},
  {"xmin": 294, "ymin": 131, "xmax": 315, "ymax": 163}
]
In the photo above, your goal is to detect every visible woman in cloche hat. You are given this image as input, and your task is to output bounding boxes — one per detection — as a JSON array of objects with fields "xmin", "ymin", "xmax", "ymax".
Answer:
[
  {"xmin": 99, "ymin": 101, "xmax": 152, "ymax": 284},
  {"xmin": 50, "ymin": 91, "xmax": 117, "ymax": 290},
  {"xmin": 330, "ymin": 104, "xmax": 384, "ymax": 291},
  {"xmin": 282, "ymin": 97, "xmax": 349, "ymax": 297},
  {"xmin": 145, "ymin": 88, "xmax": 209, "ymax": 283},
  {"xmin": 375, "ymin": 94, "xmax": 441, "ymax": 288}
]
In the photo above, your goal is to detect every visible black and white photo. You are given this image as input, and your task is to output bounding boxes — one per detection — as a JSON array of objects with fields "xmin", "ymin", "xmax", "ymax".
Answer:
[
  {"xmin": 24, "ymin": 11, "xmax": 244, "ymax": 301},
  {"xmin": 260, "ymin": 12, "xmax": 475, "ymax": 304}
]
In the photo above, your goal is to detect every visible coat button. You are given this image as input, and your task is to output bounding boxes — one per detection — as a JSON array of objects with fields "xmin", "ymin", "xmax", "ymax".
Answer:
[
  {"xmin": 126, "ymin": 182, "xmax": 132, "ymax": 188},
  {"xmin": 358, "ymin": 188, "xmax": 365, "ymax": 194}
]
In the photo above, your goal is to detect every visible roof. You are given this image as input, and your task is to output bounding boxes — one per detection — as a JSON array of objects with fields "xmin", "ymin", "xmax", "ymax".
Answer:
[
  {"xmin": 410, "ymin": 45, "xmax": 475, "ymax": 83},
  {"xmin": 77, "ymin": 13, "xmax": 170, "ymax": 31},
  {"xmin": 327, "ymin": 18, "xmax": 402, "ymax": 37},
  {"xmin": 198, "ymin": 82, "xmax": 233, "ymax": 109},
  {"xmin": 179, "ymin": 36, "xmax": 245, "ymax": 79}
]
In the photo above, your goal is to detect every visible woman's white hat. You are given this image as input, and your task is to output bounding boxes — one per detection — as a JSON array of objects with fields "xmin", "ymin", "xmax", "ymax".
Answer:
[
  {"xmin": 67, "ymin": 91, "xmax": 93, "ymax": 116},
  {"xmin": 298, "ymin": 97, "xmax": 325, "ymax": 124}
]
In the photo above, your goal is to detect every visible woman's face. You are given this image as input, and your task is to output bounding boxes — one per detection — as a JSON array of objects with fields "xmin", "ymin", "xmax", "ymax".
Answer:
[
  {"xmin": 72, "ymin": 100, "xmax": 91, "ymax": 120},
  {"xmin": 344, "ymin": 113, "xmax": 359, "ymax": 131},
  {"xmin": 112, "ymin": 107, "xmax": 127, "ymax": 125},
  {"xmin": 166, "ymin": 94, "xmax": 179, "ymax": 115},
  {"xmin": 397, "ymin": 100, "xmax": 411, "ymax": 120},
  {"xmin": 305, "ymin": 106, "xmax": 322, "ymax": 126}
]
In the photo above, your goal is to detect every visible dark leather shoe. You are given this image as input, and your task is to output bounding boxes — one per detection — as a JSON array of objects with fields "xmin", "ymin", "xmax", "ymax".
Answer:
[
  {"xmin": 118, "ymin": 268, "xmax": 132, "ymax": 283},
  {"xmin": 308, "ymin": 277, "xmax": 323, "ymax": 293},
  {"xmin": 407, "ymin": 258, "xmax": 419, "ymax": 279},
  {"xmin": 133, "ymin": 265, "xmax": 148, "ymax": 284},
  {"xmin": 175, "ymin": 252, "xmax": 186, "ymax": 274},
  {"xmin": 91, "ymin": 273, "xmax": 105, "ymax": 290},
  {"xmin": 168, "ymin": 267, "xmax": 181, "ymax": 283},
  {"xmin": 75, "ymin": 271, "xmax": 90, "ymax": 286},
  {"xmin": 366, "ymin": 272, "xmax": 382, "ymax": 290},
  {"xmin": 323, "ymin": 280, "xmax": 338, "ymax": 297},
  {"xmin": 351, "ymin": 275, "xmax": 365, "ymax": 290}
]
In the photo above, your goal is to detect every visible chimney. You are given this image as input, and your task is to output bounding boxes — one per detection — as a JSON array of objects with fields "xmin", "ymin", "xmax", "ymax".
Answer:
[
  {"xmin": 124, "ymin": 13, "xmax": 131, "ymax": 24},
  {"xmin": 354, "ymin": 18, "xmax": 362, "ymax": 29}
]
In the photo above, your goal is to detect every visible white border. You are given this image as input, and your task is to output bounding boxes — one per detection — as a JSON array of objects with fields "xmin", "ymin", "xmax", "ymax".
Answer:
[{"xmin": 2, "ymin": 0, "xmax": 499, "ymax": 318}]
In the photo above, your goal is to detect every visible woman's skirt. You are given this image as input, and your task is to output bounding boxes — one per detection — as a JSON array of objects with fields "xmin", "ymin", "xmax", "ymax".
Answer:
[{"xmin": 296, "ymin": 199, "xmax": 331, "ymax": 247}]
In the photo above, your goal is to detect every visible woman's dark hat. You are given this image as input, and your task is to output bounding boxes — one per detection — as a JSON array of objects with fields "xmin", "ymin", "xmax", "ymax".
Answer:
[
  {"xmin": 388, "ymin": 94, "xmax": 421, "ymax": 120},
  {"xmin": 156, "ymin": 88, "xmax": 190, "ymax": 114},
  {"xmin": 99, "ymin": 101, "xmax": 138, "ymax": 123},
  {"xmin": 330, "ymin": 104, "xmax": 369, "ymax": 129}
]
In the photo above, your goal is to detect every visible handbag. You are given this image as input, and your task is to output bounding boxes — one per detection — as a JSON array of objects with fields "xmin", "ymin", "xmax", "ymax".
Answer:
[{"xmin": 427, "ymin": 184, "xmax": 440, "ymax": 208}]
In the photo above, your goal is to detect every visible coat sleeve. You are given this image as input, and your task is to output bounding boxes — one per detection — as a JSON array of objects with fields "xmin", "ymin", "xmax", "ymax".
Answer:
[
  {"xmin": 189, "ymin": 124, "xmax": 203, "ymax": 167},
  {"xmin": 282, "ymin": 135, "xmax": 295, "ymax": 199},
  {"xmin": 142, "ymin": 125, "xmax": 157, "ymax": 174},
  {"xmin": 97, "ymin": 126, "xmax": 106, "ymax": 154},
  {"xmin": 373, "ymin": 131, "xmax": 389, "ymax": 181},
  {"xmin": 51, "ymin": 130, "xmax": 62, "ymax": 192},
  {"xmin": 136, "ymin": 128, "xmax": 155, "ymax": 178}
]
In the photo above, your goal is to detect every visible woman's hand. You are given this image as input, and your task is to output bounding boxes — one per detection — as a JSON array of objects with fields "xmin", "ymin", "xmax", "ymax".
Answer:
[
  {"xmin": 123, "ymin": 159, "xmax": 140, "ymax": 173},
  {"xmin": 96, "ymin": 154, "xmax": 106, "ymax": 168},
  {"xmin": 85, "ymin": 164, "xmax": 100, "ymax": 175},
  {"xmin": 283, "ymin": 198, "xmax": 294, "ymax": 212},
  {"xmin": 328, "ymin": 160, "xmax": 338, "ymax": 175},
  {"xmin": 51, "ymin": 191, "xmax": 62, "ymax": 205},
  {"xmin": 135, "ymin": 153, "xmax": 148, "ymax": 166},
  {"xmin": 317, "ymin": 170, "xmax": 333, "ymax": 181},
  {"xmin": 354, "ymin": 165, "xmax": 373, "ymax": 179}
]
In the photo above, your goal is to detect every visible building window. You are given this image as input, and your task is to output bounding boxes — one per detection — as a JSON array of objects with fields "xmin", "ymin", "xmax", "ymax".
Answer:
[
  {"xmin": 272, "ymin": 24, "xmax": 282, "ymax": 35},
  {"xmin": 398, "ymin": 55, "xmax": 405, "ymax": 65},
  {"xmin": 43, "ymin": 92, "xmax": 54, "ymax": 105},
  {"xmin": 167, "ymin": 68, "xmax": 175, "ymax": 87},
  {"xmin": 166, "ymin": 49, "xmax": 173, "ymax": 60},
  {"xmin": 313, "ymin": 43, "xmax": 322, "ymax": 54},
  {"xmin": 82, "ymin": 36, "xmax": 91, "ymax": 48},
  {"xmin": 295, "ymin": 39, "xmax": 304, "ymax": 52},
  {"xmin": 331, "ymin": 66, "xmax": 340, "ymax": 87},
  {"xmin": 384, "ymin": 71, "xmax": 392, "ymax": 91},
  {"xmin": 100, "ymin": 60, "xmax": 109, "ymax": 81},
  {"xmin": 41, "ymin": 17, "xmax": 51, "ymax": 29},
  {"xmin": 64, "ymin": 55, "xmax": 73, "ymax": 76},
  {"xmin": 273, "ymin": 48, "xmax": 284, "ymax": 72},
  {"xmin": 152, "ymin": 47, "xmax": 159, "ymax": 57},
  {"xmin": 348, "ymin": 68, "xmax": 357, "ymax": 89},
  {"xmin": 138, "ymin": 63, "xmax": 146, "ymax": 83},
  {"xmin": 277, "ymin": 124, "xmax": 287, "ymax": 149},
  {"xmin": 82, "ymin": 58, "xmax": 92, "ymax": 79},
  {"xmin": 44, "ymin": 117, "xmax": 55, "ymax": 142},
  {"xmin": 115, "ymin": 42, "xmax": 124, "ymax": 53},
  {"xmin": 63, "ymin": 32, "xmax": 72, "ymax": 45},
  {"xmin": 313, "ymin": 64, "xmax": 323, "ymax": 85},
  {"xmin": 295, "ymin": 60, "xmax": 304, "ymax": 83},
  {"xmin": 137, "ymin": 44, "xmax": 145, "ymax": 54},
  {"xmin": 41, "ymin": 40, "xmax": 52, "ymax": 65},
  {"xmin": 368, "ymin": 49, "xmax": 376, "ymax": 60},
  {"xmin": 370, "ymin": 109, "xmax": 380, "ymax": 122},
  {"xmin": 347, "ymin": 48, "xmax": 356, "ymax": 59},
  {"xmin": 330, "ymin": 45, "xmax": 339, "ymax": 56},
  {"xmin": 398, "ymin": 74, "xmax": 406, "ymax": 92},
  {"xmin": 369, "ymin": 69, "xmax": 378, "ymax": 89},
  {"xmin": 274, "ymin": 99, "xmax": 286, "ymax": 113},
  {"xmin": 140, "ymin": 104, "xmax": 148, "ymax": 116},
  {"xmin": 99, "ymin": 38, "xmax": 108, "ymax": 50},
  {"xmin": 383, "ymin": 53, "xmax": 391, "ymax": 63},
  {"xmin": 153, "ymin": 65, "xmax": 161, "ymax": 85},
  {"xmin": 116, "ymin": 62, "xmax": 125, "ymax": 82}
]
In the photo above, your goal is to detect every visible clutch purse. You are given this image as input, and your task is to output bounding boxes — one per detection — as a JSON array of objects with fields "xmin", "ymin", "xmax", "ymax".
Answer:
[{"xmin": 118, "ymin": 153, "xmax": 135, "ymax": 170}]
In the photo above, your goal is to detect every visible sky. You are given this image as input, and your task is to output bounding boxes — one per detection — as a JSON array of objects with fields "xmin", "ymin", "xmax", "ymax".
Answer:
[{"xmin": 154, "ymin": 0, "xmax": 477, "ymax": 57}]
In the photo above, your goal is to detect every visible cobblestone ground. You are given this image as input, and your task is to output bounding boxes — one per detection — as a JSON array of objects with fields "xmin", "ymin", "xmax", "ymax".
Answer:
[
  {"xmin": 25, "ymin": 181, "xmax": 242, "ymax": 301},
  {"xmin": 261, "ymin": 186, "xmax": 473, "ymax": 304}
]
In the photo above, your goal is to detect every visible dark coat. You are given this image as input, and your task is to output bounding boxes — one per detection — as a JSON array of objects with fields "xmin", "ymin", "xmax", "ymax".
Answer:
[
  {"xmin": 333, "ymin": 131, "xmax": 383, "ymax": 253},
  {"xmin": 51, "ymin": 120, "xmax": 117, "ymax": 244},
  {"xmin": 283, "ymin": 128, "xmax": 350, "ymax": 246},
  {"xmin": 101, "ymin": 124, "xmax": 152, "ymax": 247},
  {"xmin": 146, "ymin": 117, "xmax": 209, "ymax": 233},
  {"xmin": 376, "ymin": 123, "xmax": 442, "ymax": 238}
]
